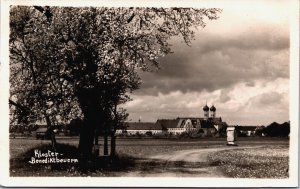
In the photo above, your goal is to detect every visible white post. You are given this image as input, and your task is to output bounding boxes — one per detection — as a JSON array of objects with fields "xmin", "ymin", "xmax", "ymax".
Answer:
[{"xmin": 226, "ymin": 126, "xmax": 237, "ymax": 146}]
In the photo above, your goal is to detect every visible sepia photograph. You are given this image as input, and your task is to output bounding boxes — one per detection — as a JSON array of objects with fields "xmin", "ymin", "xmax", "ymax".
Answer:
[{"xmin": 0, "ymin": 0, "xmax": 298, "ymax": 187}]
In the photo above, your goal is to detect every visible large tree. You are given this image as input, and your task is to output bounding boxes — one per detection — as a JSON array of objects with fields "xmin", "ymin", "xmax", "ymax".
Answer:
[{"xmin": 9, "ymin": 6, "xmax": 221, "ymax": 160}]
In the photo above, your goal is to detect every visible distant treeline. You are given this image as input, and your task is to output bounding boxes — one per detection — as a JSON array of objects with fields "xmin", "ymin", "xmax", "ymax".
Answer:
[
  {"xmin": 9, "ymin": 120, "xmax": 290, "ymax": 138},
  {"xmin": 234, "ymin": 121, "xmax": 290, "ymax": 137},
  {"xmin": 261, "ymin": 122, "xmax": 290, "ymax": 137}
]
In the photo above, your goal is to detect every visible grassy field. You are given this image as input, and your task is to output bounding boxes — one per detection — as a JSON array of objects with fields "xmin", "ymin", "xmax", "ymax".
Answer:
[
  {"xmin": 9, "ymin": 137, "xmax": 289, "ymax": 177},
  {"xmin": 207, "ymin": 146, "xmax": 289, "ymax": 178}
]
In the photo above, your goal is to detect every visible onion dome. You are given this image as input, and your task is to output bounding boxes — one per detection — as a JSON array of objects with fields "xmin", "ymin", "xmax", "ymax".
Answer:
[
  {"xmin": 210, "ymin": 105, "xmax": 216, "ymax": 112},
  {"xmin": 203, "ymin": 104, "xmax": 209, "ymax": 111}
]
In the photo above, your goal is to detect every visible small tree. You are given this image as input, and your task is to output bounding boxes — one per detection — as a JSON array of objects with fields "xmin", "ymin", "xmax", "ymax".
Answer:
[
  {"xmin": 254, "ymin": 126, "xmax": 265, "ymax": 137},
  {"xmin": 145, "ymin": 131, "xmax": 153, "ymax": 137},
  {"xmin": 110, "ymin": 106, "xmax": 129, "ymax": 156}
]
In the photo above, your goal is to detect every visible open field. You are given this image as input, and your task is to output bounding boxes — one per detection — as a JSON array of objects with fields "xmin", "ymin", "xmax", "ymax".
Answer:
[
  {"xmin": 10, "ymin": 137, "xmax": 289, "ymax": 177},
  {"xmin": 207, "ymin": 146, "xmax": 289, "ymax": 178}
]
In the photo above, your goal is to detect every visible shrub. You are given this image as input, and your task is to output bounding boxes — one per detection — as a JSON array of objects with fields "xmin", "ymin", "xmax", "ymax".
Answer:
[
  {"xmin": 178, "ymin": 132, "xmax": 190, "ymax": 138},
  {"xmin": 263, "ymin": 122, "xmax": 290, "ymax": 137},
  {"xmin": 145, "ymin": 131, "xmax": 153, "ymax": 136}
]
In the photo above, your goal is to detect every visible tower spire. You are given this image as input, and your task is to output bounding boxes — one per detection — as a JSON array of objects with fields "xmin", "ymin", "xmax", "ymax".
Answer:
[
  {"xmin": 210, "ymin": 104, "xmax": 216, "ymax": 118},
  {"xmin": 203, "ymin": 102, "xmax": 209, "ymax": 120}
]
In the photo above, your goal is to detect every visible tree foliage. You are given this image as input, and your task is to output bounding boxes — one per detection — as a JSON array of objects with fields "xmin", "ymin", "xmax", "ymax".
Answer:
[
  {"xmin": 263, "ymin": 122, "xmax": 290, "ymax": 137},
  {"xmin": 9, "ymin": 6, "xmax": 221, "ymax": 157}
]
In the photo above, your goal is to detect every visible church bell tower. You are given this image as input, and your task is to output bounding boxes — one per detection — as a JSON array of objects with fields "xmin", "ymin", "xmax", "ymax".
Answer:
[
  {"xmin": 203, "ymin": 103, "xmax": 209, "ymax": 120},
  {"xmin": 210, "ymin": 105, "xmax": 216, "ymax": 118}
]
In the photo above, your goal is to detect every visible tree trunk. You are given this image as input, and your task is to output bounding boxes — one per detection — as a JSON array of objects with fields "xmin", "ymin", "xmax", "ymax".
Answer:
[
  {"xmin": 45, "ymin": 115, "xmax": 56, "ymax": 151},
  {"xmin": 104, "ymin": 132, "xmax": 108, "ymax": 156},
  {"xmin": 77, "ymin": 88, "xmax": 102, "ymax": 162},
  {"xmin": 110, "ymin": 131, "xmax": 116, "ymax": 157},
  {"xmin": 94, "ymin": 129, "xmax": 99, "ymax": 156},
  {"xmin": 78, "ymin": 118, "xmax": 96, "ymax": 160},
  {"xmin": 110, "ymin": 103, "xmax": 119, "ymax": 157}
]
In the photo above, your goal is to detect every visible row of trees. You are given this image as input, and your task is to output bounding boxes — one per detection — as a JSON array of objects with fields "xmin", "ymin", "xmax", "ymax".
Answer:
[
  {"xmin": 235, "ymin": 122, "xmax": 290, "ymax": 137},
  {"xmin": 9, "ymin": 6, "xmax": 221, "ymax": 161},
  {"xmin": 260, "ymin": 122, "xmax": 290, "ymax": 137}
]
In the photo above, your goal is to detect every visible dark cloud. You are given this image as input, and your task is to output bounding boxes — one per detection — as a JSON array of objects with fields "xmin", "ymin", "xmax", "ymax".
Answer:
[
  {"xmin": 135, "ymin": 26, "xmax": 289, "ymax": 96},
  {"xmin": 124, "ymin": 3, "xmax": 291, "ymax": 126},
  {"xmin": 197, "ymin": 27, "xmax": 289, "ymax": 53}
]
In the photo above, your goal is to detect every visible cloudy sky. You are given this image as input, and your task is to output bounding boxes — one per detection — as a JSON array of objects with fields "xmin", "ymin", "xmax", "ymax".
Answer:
[{"xmin": 123, "ymin": 1, "xmax": 290, "ymax": 126}]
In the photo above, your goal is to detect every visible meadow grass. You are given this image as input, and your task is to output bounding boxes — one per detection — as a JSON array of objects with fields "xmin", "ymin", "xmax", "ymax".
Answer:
[
  {"xmin": 10, "ymin": 138, "xmax": 289, "ymax": 177},
  {"xmin": 207, "ymin": 146, "xmax": 289, "ymax": 178},
  {"xmin": 10, "ymin": 142, "xmax": 137, "ymax": 177}
]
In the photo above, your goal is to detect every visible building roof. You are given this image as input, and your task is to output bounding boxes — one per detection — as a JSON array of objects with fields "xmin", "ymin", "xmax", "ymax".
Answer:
[
  {"xmin": 210, "ymin": 117, "xmax": 222, "ymax": 123},
  {"xmin": 236, "ymin": 126, "xmax": 260, "ymax": 131},
  {"xmin": 177, "ymin": 117, "xmax": 205, "ymax": 120},
  {"xmin": 126, "ymin": 122, "xmax": 159, "ymax": 130},
  {"xmin": 199, "ymin": 120, "xmax": 215, "ymax": 128},
  {"xmin": 155, "ymin": 119, "xmax": 180, "ymax": 129},
  {"xmin": 177, "ymin": 117, "xmax": 222, "ymax": 125},
  {"xmin": 124, "ymin": 116, "xmax": 225, "ymax": 131}
]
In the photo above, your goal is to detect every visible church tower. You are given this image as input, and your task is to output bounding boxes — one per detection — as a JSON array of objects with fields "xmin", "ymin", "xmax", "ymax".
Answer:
[
  {"xmin": 203, "ymin": 103, "xmax": 209, "ymax": 120},
  {"xmin": 210, "ymin": 105, "xmax": 216, "ymax": 118}
]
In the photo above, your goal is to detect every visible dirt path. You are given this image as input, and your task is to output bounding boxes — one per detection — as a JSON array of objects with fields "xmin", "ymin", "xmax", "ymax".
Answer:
[{"xmin": 124, "ymin": 146, "xmax": 262, "ymax": 177}]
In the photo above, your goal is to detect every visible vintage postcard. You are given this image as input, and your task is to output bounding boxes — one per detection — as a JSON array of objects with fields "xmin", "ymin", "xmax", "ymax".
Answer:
[{"xmin": 0, "ymin": 0, "xmax": 299, "ymax": 187}]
